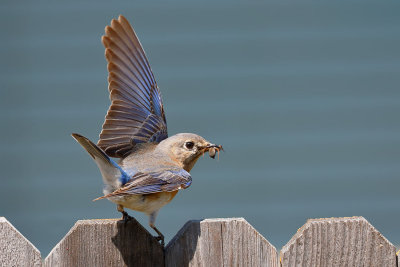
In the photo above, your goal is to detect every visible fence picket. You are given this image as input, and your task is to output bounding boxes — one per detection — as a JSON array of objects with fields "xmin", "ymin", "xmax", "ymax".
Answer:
[
  {"xmin": 44, "ymin": 218, "xmax": 164, "ymax": 267},
  {"xmin": 280, "ymin": 216, "xmax": 397, "ymax": 267},
  {"xmin": 0, "ymin": 217, "xmax": 42, "ymax": 267},
  {"xmin": 165, "ymin": 218, "xmax": 278, "ymax": 267}
]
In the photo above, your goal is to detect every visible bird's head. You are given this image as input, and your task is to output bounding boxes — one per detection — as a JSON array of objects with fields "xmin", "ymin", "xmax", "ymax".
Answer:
[{"xmin": 157, "ymin": 133, "xmax": 223, "ymax": 172}]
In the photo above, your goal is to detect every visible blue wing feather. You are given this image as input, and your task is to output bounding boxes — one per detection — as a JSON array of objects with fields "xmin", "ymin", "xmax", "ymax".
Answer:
[{"xmin": 105, "ymin": 169, "xmax": 192, "ymax": 197}]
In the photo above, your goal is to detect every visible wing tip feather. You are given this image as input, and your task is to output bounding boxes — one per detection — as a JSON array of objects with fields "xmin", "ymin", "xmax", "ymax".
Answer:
[{"xmin": 99, "ymin": 15, "xmax": 167, "ymax": 158}]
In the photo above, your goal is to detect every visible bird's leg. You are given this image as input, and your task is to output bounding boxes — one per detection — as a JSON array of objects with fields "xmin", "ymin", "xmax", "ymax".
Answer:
[
  {"xmin": 149, "ymin": 211, "xmax": 164, "ymax": 247},
  {"xmin": 117, "ymin": 204, "xmax": 132, "ymax": 223},
  {"xmin": 151, "ymin": 224, "xmax": 165, "ymax": 247}
]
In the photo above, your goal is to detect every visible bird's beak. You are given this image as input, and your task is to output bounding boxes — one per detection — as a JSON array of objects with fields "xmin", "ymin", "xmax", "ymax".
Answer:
[{"xmin": 203, "ymin": 143, "xmax": 224, "ymax": 159}]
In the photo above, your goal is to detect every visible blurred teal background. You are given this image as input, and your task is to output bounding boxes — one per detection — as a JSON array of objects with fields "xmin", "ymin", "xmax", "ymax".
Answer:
[{"xmin": 1, "ymin": 0, "xmax": 400, "ymax": 256}]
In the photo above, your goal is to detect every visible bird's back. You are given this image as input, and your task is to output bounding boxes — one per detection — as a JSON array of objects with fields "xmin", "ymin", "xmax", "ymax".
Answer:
[{"xmin": 119, "ymin": 142, "xmax": 178, "ymax": 177}]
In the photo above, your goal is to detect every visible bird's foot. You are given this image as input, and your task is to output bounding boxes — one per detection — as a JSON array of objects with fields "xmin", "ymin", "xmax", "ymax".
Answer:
[
  {"xmin": 151, "ymin": 225, "xmax": 165, "ymax": 247},
  {"xmin": 121, "ymin": 211, "xmax": 133, "ymax": 224},
  {"xmin": 155, "ymin": 234, "xmax": 165, "ymax": 247}
]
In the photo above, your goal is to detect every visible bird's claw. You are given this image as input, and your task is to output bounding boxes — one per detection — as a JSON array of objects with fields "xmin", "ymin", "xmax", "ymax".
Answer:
[
  {"xmin": 121, "ymin": 211, "xmax": 133, "ymax": 224},
  {"xmin": 155, "ymin": 235, "xmax": 165, "ymax": 247}
]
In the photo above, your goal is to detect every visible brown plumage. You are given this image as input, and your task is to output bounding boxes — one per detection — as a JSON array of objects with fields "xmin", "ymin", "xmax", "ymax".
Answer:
[{"xmin": 98, "ymin": 15, "xmax": 167, "ymax": 158}]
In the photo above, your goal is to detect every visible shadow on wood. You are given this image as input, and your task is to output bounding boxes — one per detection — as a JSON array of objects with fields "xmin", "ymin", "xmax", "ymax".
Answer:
[
  {"xmin": 0, "ymin": 217, "xmax": 42, "ymax": 267},
  {"xmin": 165, "ymin": 219, "xmax": 201, "ymax": 265},
  {"xmin": 165, "ymin": 218, "xmax": 278, "ymax": 267},
  {"xmin": 111, "ymin": 218, "xmax": 164, "ymax": 267},
  {"xmin": 280, "ymin": 216, "xmax": 397, "ymax": 267},
  {"xmin": 44, "ymin": 218, "xmax": 164, "ymax": 267}
]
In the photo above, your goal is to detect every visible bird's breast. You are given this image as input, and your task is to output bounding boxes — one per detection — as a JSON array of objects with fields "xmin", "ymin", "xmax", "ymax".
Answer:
[{"xmin": 108, "ymin": 191, "xmax": 178, "ymax": 215}]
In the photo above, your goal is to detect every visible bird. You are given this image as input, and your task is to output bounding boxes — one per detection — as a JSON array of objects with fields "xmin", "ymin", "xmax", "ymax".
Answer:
[{"xmin": 71, "ymin": 15, "xmax": 222, "ymax": 246}]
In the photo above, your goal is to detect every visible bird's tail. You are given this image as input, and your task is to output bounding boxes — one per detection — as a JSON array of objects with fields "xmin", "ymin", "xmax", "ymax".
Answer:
[{"xmin": 71, "ymin": 133, "xmax": 129, "ymax": 195}]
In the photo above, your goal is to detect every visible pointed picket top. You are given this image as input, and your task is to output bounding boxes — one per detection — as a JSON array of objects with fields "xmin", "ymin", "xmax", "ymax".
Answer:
[
  {"xmin": 280, "ymin": 216, "xmax": 397, "ymax": 267},
  {"xmin": 0, "ymin": 217, "xmax": 42, "ymax": 266},
  {"xmin": 44, "ymin": 218, "xmax": 164, "ymax": 267},
  {"xmin": 165, "ymin": 218, "xmax": 278, "ymax": 267}
]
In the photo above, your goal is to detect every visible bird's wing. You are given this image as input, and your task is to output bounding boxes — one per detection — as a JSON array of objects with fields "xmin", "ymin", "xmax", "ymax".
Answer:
[
  {"xmin": 96, "ymin": 169, "xmax": 192, "ymax": 199},
  {"xmin": 98, "ymin": 15, "xmax": 167, "ymax": 158}
]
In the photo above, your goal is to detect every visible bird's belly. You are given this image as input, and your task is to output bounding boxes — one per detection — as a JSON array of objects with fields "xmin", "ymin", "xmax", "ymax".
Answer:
[{"xmin": 108, "ymin": 191, "xmax": 178, "ymax": 215}]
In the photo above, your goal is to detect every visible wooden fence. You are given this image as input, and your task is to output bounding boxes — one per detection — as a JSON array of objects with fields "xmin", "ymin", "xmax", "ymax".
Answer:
[{"xmin": 0, "ymin": 216, "xmax": 398, "ymax": 266}]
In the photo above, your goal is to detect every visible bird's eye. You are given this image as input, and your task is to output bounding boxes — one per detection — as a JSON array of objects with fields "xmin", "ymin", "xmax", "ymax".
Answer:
[{"xmin": 184, "ymin": 141, "xmax": 194, "ymax": 150}]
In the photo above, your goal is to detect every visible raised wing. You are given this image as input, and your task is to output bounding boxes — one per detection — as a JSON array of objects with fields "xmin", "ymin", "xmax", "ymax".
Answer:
[
  {"xmin": 96, "ymin": 169, "xmax": 192, "ymax": 199},
  {"xmin": 98, "ymin": 15, "xmax": 168, "ymax": 158}
]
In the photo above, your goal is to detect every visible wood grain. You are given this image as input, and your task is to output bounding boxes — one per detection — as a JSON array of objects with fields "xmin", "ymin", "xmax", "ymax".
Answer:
[
  {"xmin": 0, "ymin": 217, "xmax": 42, "ymax": 266},
  {"xmin": 280, "ymin": 216, "xmax": 397, "ymax": 267},
  {"xmin": 44, "ymin": 218, "xmax": 164, "ymax": 267},
  {"xmin": 165, "ymin": 218, "xmax": 278, "ymax": 267}
]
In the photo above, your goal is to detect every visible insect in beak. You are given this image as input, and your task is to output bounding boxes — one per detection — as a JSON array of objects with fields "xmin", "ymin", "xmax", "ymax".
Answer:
[{"xmin": 206, "ymin": 144, "xmax": 224, "ymax": 160}]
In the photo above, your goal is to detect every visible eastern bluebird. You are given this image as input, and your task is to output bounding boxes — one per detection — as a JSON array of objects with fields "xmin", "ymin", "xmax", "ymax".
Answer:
[{"xmin": 72, "ymin": 15, "xmax": 222, "ymax": 246}]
